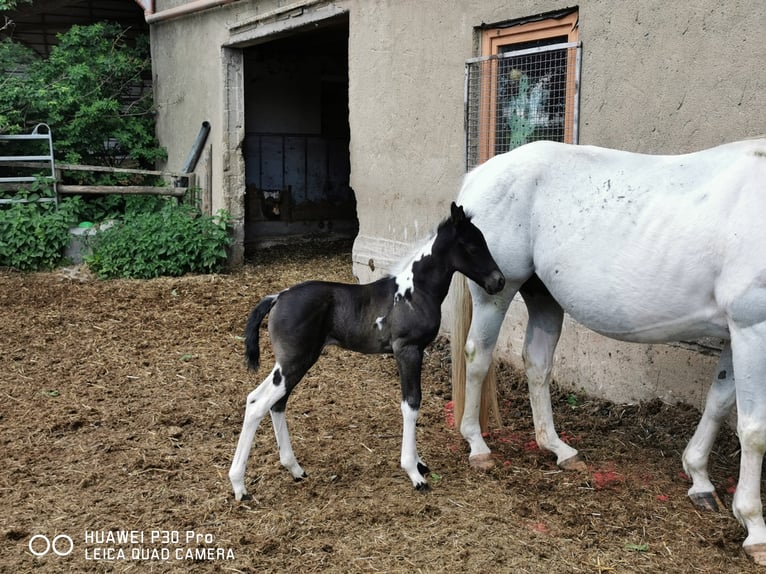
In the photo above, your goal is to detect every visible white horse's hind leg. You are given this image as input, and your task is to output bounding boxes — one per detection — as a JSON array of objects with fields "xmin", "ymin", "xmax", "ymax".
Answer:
[
  {"xmin": 730, "ymin": 323, "xmax": 766, "ymax": 564},
  {"xmin": 519, "ymin": 281, "xmax": 583, "ymax": 469},
  {"xmin": 229, "ymin": 366, "xmax": 288, "ymax": 501},
  {"xmin": 683, "ymin": 344, "xmax": 735, "ymax": 511},
  {"xmin": 270, "ymin": 408, "xmax": 306, "ymax": 480},
  {"xmin": 461, "ymin": 284, "xmax": 515, "ymax": 469}
]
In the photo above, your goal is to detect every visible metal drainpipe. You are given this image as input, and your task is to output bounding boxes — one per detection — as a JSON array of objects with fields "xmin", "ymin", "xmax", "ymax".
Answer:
[{"xmin": 144, "ymin": 0, "xmax": 238, "ymax": 24}]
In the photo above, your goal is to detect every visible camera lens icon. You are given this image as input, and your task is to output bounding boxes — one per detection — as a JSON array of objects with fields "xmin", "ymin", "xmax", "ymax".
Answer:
[{"xmin": 28, "ymin": 534, "xmax": 74, "ymax": 557}]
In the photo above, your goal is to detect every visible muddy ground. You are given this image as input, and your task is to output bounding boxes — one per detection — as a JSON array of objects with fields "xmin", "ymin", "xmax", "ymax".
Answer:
[{"xmin": 0, "ymin": 241, "xmax": 761, "ymax": 573}]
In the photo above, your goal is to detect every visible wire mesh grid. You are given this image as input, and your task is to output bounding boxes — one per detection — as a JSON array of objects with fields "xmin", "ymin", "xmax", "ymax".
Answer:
[{"xmin": 465, "ymin": 41, "xmax": 581, "ymax": 171}]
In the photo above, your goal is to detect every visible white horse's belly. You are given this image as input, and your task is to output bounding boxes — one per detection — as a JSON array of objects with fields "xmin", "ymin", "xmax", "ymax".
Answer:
[
  {"xmin": 530, "ymin": 188, "xmax": 733, "ymax": 343},
  {"xmin": 553, "ymin": 286, "xmax": 730, "ymax": 343}
]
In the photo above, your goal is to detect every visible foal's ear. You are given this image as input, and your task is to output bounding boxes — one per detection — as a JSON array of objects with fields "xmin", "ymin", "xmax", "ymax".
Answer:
[{"xmin": 450, "ymin": 202, "xmax": 466, "ymax": 224}]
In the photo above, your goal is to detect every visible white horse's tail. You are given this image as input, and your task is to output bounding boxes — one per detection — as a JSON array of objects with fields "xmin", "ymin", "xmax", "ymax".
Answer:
[{"xmin": 450, "ymin": 275, "xmax": 501, "ymax": 432}]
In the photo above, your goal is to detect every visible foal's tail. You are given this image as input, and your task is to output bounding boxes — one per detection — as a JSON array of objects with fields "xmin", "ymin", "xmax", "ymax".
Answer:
[
  {"xmin": 450, "ymin": 275, "xmax": 501, "ymax": 432},
  {"xmin": 244, "ymin": 294, "xmax": 279, "ymax": 370}
]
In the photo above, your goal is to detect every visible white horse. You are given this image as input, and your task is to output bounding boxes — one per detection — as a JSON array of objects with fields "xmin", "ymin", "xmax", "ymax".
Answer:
[{"xmin": 450, "ymin": 138, "xmax": 766, "ymax": 563}]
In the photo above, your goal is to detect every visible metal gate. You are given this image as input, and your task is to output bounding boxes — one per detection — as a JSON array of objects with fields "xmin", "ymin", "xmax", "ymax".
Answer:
[{"xmin": 0, "ymin": 123, "xmax": 57, "ymax": 205}]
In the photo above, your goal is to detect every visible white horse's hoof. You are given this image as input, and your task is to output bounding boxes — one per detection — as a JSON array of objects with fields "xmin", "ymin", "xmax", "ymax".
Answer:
[
  {"xmin": 689, "ymin": 491, "xmax": 723, "ymax": 512},
  {"xmin": 744, "ymin": 543, "xmax": 766, "ymax": 565},
  {"xmin": 469, "ymin": 453, "xmax": 495, "ymax": 471},
  {"xmin": 559, "ymin": 454, "xmax": 587, "ymax": 471}
]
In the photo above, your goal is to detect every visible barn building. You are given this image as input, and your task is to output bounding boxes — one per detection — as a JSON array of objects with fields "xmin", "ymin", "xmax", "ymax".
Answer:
[{"xmin": 15, "ymin": 1, "xmax": 766, "ymax": 411}]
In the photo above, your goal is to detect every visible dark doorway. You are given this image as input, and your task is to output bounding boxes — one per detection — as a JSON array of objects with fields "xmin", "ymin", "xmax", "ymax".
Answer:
[{"xmin": 243, "ymin": 16, "xmax": 356, "ymax": 252}]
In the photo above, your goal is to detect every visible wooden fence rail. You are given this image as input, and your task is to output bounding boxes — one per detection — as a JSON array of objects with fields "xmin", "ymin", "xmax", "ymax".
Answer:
[{"xmin": 56, "ymin": 163, "xmax": 195, "ymax": 199}]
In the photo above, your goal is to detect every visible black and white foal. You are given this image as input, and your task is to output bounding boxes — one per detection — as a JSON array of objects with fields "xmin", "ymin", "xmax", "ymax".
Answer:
[{"xmin": 229, "ymin": 203, "xmax": 504, "ymax": 500}]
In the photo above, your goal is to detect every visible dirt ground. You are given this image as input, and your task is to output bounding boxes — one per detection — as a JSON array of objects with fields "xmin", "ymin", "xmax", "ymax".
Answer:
[{"xmin": 0, "ymin": 241, "xmax": 762, "ymax": 573}]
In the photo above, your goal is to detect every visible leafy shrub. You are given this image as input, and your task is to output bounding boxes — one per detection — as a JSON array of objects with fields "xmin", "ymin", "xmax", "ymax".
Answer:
[
  {"xmin": 0, "ymin": 198, "xmax": 80, "ymax": 271},
  {"xmin": 0, "ymin": 22, "xmax": 165, "ymax": 170},
  {"xmin": 86, "ymin": 205, "xmax": 231, "ymax": 279}
]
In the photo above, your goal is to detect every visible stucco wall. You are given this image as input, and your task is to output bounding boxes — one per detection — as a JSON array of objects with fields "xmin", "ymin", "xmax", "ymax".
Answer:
[
  {"xmin": 346, "ymin": 0, "xmax": 765, "ymax": 409},
  {"xmin": 349, "ymin": 0, "xmax": 765, "ymax": 274},
  {"xmin": 148, "ymin": 0, "xmax": 766, "ymax": 410}
]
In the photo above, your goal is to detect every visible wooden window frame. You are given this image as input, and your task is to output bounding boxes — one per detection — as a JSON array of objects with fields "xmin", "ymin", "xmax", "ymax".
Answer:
[{"xmin": 474, "ymin": 11, "xmax": 580, "ymax": 165}]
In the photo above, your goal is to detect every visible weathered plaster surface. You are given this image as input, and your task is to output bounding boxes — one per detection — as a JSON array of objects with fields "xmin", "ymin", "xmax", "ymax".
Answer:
[{"xmin": 150, "ymin": 0, "xmax": 765, "ymax": 409}]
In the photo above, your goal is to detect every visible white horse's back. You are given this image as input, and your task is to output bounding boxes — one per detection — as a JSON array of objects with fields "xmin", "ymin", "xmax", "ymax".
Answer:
[{"xmin": 458, "ymin": 139, "xmax": 766, "ymax": 342}]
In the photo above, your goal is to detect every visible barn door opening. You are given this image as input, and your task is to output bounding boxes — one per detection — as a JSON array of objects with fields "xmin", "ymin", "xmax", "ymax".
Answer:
[{"xmin": 242, "ymin": 16, "xmax": 355, "ymax": 253}]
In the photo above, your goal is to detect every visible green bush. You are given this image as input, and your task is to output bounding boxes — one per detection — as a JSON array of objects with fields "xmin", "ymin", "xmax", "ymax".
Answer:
[
  {"xmin": 0, "ymin": 199, "xmax": 80, "ymax": 270},
  {"xmin": 86, "ymin": 205, "xmax": 231, "ymax": 279},
  {"xmin": 1, "ymin": 22, "xmax": 165, "ymax": 169}
]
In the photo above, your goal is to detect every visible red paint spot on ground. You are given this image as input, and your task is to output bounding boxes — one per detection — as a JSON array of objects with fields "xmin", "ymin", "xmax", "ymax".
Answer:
[
  {"xmin": 725, "ymin": 476, "xmax": 737, "ymax": 494},
  {"xmin": 592, "ymin": 468, "xmax": 623, "ymax": 490},
  {"xmin": 656, "ymin": 494, "xmax": 669, "ymax": 502},
  {"xmin": 523, "ymin": 440, "xmax": 539, "ymax": 452},
  {"xmin": 678, "ymin": 471, "xmax": 690, "ymax": 481},
  {"xmin": 444, "ymin": 401, "xmax": 455, "ymax": 428},
  {"xmin": 529, "ymin": 522, "xmax": 550, "ymax": 534},
  {"xmin": 559, "ymin": 430, "xmax": 580, "ymax": 444}
]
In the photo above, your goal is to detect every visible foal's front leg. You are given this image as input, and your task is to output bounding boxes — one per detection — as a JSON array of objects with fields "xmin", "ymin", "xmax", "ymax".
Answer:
[
  {"xmin": 394, "ymin": 344, "xmax": 430, "ymax": 490},
  {"xmin": 270, "ymin": 404, "xmax": 307, "ymax": 481}
]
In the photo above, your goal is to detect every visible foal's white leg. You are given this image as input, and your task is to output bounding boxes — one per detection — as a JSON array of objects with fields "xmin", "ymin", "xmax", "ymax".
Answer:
[
  {"xmin": 682, "ymin": 344, "xmax": 735, "ymax": 511},
  {"xmin": 460, "ymin": 284, "xmax": 514, "ymax": 469},
  {"xmin": 270, "ymin": 408, "xmax": 306, "ymax": 480},
  {"xmin": 729, "ymin": 323, "xmax": 766, "ymax": 564},
  {"xmin": 394, "ymin": 344, "xmax": 429, "ymax": 489},
  {"xmin": 229, "ymin": 366, "xmax": 287, "ymax": 501},
  {"xmin": 522, "ymin": 293, "xmax": 582, "ymax": 469},
  {"xmin": 401, "ymin": 401, "xmax": 429, "ymax": 489}
]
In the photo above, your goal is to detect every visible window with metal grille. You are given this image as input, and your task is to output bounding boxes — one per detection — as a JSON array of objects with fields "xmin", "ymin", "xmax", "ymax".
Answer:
[{"xmin": 465, "ymin": 10, "xmax": 581, "ymax": 170}]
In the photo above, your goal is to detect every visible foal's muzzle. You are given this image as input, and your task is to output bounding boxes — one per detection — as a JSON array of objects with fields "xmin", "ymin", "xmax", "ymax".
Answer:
[{"xmin": 484, "ymin": 270, "xmax": 505, "ymax": 295}]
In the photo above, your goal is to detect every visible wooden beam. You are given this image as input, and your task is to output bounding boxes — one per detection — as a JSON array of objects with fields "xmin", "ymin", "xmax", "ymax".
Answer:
[
  {"xmin": 58, "ymin": 185, "xmax": 186, "ymax": 197},
  {"xmin": 57, "ymin": 163, "xmax": 192, "ymax": 178}
]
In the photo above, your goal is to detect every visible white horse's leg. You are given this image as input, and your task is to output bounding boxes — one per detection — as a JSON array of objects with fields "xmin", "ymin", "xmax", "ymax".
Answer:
[
  {"xmin": 270, "ymin": 408, "xmax": 307, "ymax": 480},
  {"xmin": 229, "ymin": 366, "xmax": 288, "ymax": 501},
  {"xmin": 682, "ymin": 344, "xmax": 735, "ymax": 511},
  {"xmin": 729, "ymin": 323, "xmax": 766, "ymax": 564},
  {"xmin": 520, "ymin": 279, "xmax": 583, "ymax": 469},
  {"xmin": 461, "ymin": 284, "xmax": 515, "ymax": 469}
]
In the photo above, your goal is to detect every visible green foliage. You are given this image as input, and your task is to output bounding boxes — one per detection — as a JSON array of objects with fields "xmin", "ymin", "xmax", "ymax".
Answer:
[
  {"xmin": 0, "ymin": 21, "xmax": 228, "ymax": 278},
  {"xmin": 74, "ymin": 194, "xmax": 169, "ymax": 224},
  {"xmin": 0, "ymin": 198, "xmax": 80, "ymax": 271},
  {"xmin": 86, "ymin": 206, "xmax": 232, "ymax": 279},
  {"xmin": 0, "ymin": 40, "xmax": 37, "ymax": 132},
  {"xmin": 0, "ymin": 22, "xmax": 165, "ymax": 169},
  {"xmin": 0, "ymin": 0, "xmax": 32, "ymax": 10}
]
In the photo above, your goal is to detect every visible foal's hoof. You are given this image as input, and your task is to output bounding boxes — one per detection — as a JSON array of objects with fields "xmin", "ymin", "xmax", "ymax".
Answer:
[
  {"xmin": 236, "ymin": 493, "xmax": 252, "ymax": 502},
  {"xmin": 415, "ymin": 481, "xmax": 431, "ymax": 492},
  {"xmin": 744, "ymin": 543, "xmax": 766, "ymax": 565},
  {"xmin": 689, "ymin": 491, "xmax": 724, "ymax": 512},
  {"xmin": 469, "ymin": 453, "xmax": 495, "ymax": 471},
  {"xmin": 293, "ymin": 472, "xmax": 308, "ymax": 483},
  {"xmin": 559, "ymin": 454, "xmax": 587, "ymax": 472}
]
